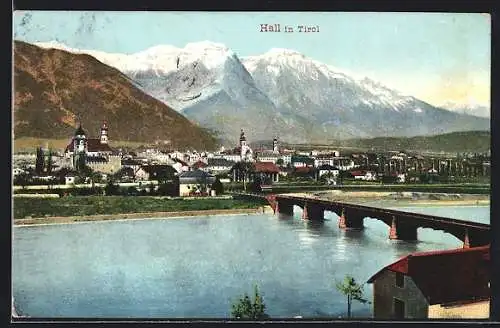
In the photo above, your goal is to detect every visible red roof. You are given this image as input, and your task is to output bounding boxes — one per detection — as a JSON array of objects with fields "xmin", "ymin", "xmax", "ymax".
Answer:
[
  {"xmin": 350, "ymin": 170, "xmax": 366, "ymax": 176},
  {"xmin": 192, "ymin": 160, "xmax": 208, "ymax": 169},
  {"xmin": 294, "ymin": 166, "xmax": 312, "ymax": 174},
  {"xmin": 254, "ymin": 162, "xmax": 280, "ymax": 173},
  {"xmin": 367, "ymin": 245, "xmax": 490, "ymax": 305},
  {"xmin": 65, "ymin": 138, "xmax": 114, "ymax": 153}
]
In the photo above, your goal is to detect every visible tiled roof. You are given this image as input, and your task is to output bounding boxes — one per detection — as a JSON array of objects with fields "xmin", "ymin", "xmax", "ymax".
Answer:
[
  {"xmin": 367, "ymin": 245, "xmax": 490, "ymax": 305},
  {"xmin": 317, "ymin": 164, "xmax": 339, "ymax": 170},
  {"xmin": 192, "ymin": 160, "xmax": 208, "ymax": 169},
  {"xmin": 294, "ymin": 167, "xmax": 313, "ymax": 173},
  {"xmin": 207, "ymin": 158, "xmax": 236, "ymax": 167},
  {"xmin": 350, "ymin": 170, "xmax": 366, "ymax": 176},
  {"xmin": 179, "ymin": 169, "xmax": 215, "ymax": 179},
  {"xmin": 65, "ymin": 138, "xmax": 114, "ymax": 153},
  {"xmin": 254, "ymin": 162, "xmax": 280, "ymax": 173},
  {"xmin": 87, "ymin": 139, "xmax": 114, "ymax": 152},
  {"xmin": 140, "ymin": 165, "xmax": 177, "ymax": 177}
]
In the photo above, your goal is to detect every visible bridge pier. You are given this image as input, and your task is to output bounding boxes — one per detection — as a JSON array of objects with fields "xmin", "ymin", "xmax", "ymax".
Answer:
[
  {"xmin": 276, "ymin": 200, "xmax": 294, "ymax": 216},
  {"xmin": 389, "ymin": 216, "xmax": 418, "ymax": 241},
  {"xmin": 301, "ymin": 203, "xmax": 324, "ymax": 221},
  {"xmin": 338, "ymin": 208, "xmax": 364, "ymax": 230}
]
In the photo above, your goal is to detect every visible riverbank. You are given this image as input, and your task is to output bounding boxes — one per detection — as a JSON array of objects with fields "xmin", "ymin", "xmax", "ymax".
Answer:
[
  {"xmin": 14, "ymin": 206, "xmax": 275, "ymax": 227},
  {"xmin": 13, "ymin": 196, "xmax": 267, "ymax": 221}
]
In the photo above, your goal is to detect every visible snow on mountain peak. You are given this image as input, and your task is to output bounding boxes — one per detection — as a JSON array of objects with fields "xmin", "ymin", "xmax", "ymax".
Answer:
[{"xmin": 266, "ymin": 48, "xmax": 305, "ymax": 56}]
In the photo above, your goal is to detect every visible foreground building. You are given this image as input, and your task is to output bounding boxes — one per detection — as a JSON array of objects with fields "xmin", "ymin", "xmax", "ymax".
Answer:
[
  {"xmin": 367, "ymin": 246, "xmax": 490, "ymax": 319},
  {"xmin": 178, "ymin": 169, "xmax": 216, "ymax": 196}
]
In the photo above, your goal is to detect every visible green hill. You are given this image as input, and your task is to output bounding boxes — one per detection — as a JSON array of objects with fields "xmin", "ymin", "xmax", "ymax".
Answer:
[{"xmin": 280, "ymin": 130, "xmax": 490, "ymax": 153}]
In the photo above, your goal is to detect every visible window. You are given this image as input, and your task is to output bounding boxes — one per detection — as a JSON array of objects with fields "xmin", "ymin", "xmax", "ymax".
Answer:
[
  {"xmin": 394, "ymin": 298, "xmax": 405, "ymax": 319},
  {"xmin": 395, "ymin": 272, "xmax": 404, "ymax": 288}
]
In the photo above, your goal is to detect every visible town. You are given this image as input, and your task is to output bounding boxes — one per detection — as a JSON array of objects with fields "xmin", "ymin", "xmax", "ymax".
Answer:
[{"xmin": 12, "ymin": 120, "xmax": 491, "ymax": 197}]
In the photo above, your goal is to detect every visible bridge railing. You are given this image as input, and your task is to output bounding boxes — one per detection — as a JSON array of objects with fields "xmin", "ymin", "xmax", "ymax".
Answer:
[{"xmin": 275, "ymin": 194, "xmax": 490, "ymax": 229}]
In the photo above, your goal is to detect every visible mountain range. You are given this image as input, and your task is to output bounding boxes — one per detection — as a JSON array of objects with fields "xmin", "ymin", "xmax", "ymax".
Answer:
[
  {"xmin": 13, "ymin": 40, "xmax": 218, "ymax": 150},
  {"xmin": 31, "ymin": 40, "xmax": 490, "ymax": 145}
]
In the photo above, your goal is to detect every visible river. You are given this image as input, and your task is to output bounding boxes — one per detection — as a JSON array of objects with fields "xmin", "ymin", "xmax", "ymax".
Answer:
[{"xmin": 12, "ymin": 205, "xmax": 489, "ymax": 318}]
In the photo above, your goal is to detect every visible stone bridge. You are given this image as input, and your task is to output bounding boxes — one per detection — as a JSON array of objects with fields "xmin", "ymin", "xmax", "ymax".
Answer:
[{"xmin": 232, "ymin": 192, "xmax": 490, "ymax": 248}]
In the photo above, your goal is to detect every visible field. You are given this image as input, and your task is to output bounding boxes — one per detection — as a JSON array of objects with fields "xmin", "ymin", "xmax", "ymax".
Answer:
[{"xmin": 13, "ymin": 196, "xmax": 266, "ymax": 220}]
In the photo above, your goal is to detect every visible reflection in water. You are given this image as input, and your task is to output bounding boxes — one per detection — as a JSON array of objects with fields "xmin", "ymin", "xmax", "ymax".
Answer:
[{"xmin": 12, "ymin": 206, "xmax": 489, "ymax": 318}]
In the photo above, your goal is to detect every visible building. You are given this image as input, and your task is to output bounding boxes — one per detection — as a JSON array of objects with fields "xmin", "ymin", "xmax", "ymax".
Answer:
[
  {"xmin": 253, "ymin": 162, "xmax": 280, "ymax": 184},
  {"xmin": 239, "ymin": 129, "xmax": 253, "ymax": 161},
  {"xmin": 206, "ymin": 158, "xmax": 235, "ymax": 176},
  {"xmin": 221, "ymin": 129, "xmax": 255, "ymax": 163},
  {"xmin": 351, "ymin": 170, "xmax": 377, "ymax": 181},
  {"xmin": 136, "ymin": 164, "xmax": 177, "ymax": 182},
  {"xmin": 291, "ymin": 154, "xmax": 315, "ymax": 168},
  {"xmin": 178, "ymin": 169, "xmax": 216, "ymax": 196},
  {"xmin": 64, "ymin": 121, "xmax": 121, "ymax": 174},
  {"xmin": 367, "ymin": 246, "xmax": 490, "ymax": 319},
  {"xmin": 316, "ymin": 164, "xmax": 340, "ymax": 182}
]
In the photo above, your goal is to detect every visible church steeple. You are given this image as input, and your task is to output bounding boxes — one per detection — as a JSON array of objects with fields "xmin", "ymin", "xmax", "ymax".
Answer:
[
  {"xmin": 273, "ymin": 136, "xmax": 279, "ymax": 154},
  {"xmin": 73, "ymin": 122, "xmax": 87, "ymax": 171},
  {"xmin": 100, "ymin": 121, "xmax": 109, "ymax": 144},
  {"xmin": 239, "ymin": 129, "xmax": 247, "ymax": 148}
]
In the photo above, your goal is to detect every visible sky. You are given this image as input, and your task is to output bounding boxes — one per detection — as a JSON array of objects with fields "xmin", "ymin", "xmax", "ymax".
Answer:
[{"xmin": 13, "ymin": 11, "xmax": 491, "ymax": 109}]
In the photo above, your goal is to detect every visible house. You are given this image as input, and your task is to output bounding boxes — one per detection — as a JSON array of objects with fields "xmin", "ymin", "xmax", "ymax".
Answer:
[
  {"xmin": 351, "ymin": 170, "xmax": 377, "ymax": 181},
  {"xmin": 65, "ymin": 173, "xmax": 76, "ymax": 185},
  {"xmin": 316, "ymin": 164, "xmax": 340, "ymax": 182},
  {"xmin": 171, "ymin": 158, "xmax": 190, "ymax": 173},
  {"xmin": 178, "ymin": 169, "xmax": 216, "ymax": 196},
  {"xmin": 12, "ymin": 167, "xmax": 26, "ymax": 177},
  {"xmin": 367, "ymin": 246, "xmax": 490, "ymax": 319},
  {"xmin": 121, "ymin": 159, "xmax": 143, "ymax": 172},
  {"xmin": 138, "ymin": 165, "xmax": 178, "ymax": 182},
  {"xmin": 253, "ymin": 162, "xmax": 280, "ymax": 184},
  {"xmin": 192, "ymin": 160, "xmax": 209, "ymax": 171},
  {"xmin": 206, "ymin": 158, "xmax": 235, "ymax": 175},
  {"xmin": 291, "ymin": 155, "xmax": 315, "ymax": 168},
  {"xmin": 314, "ymin": 152, "xmax": 340, "ymax": 167}
]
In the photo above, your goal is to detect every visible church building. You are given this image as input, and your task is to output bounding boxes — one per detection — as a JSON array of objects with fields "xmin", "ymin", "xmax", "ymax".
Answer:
[{"xmin": 64, "ymin": 121, "xmax": 122, "ymax": 174}]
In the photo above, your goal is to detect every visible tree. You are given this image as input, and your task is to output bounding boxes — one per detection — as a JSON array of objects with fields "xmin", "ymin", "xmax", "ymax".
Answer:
[
  {"xmin": 35, "ymin": 147, "xmax": 44, "ymax": 175},
  {"xmin": 231, "ymin": 285, "xmax": 269, "ymax": 320},
  {"xmin": 276, "ymin": 158, "xmax": 284, "ymax": 166},
  {"xmin": 211, "ymin": 178, "xmax": 224, "ymax": 195},
  {"xmin": 104, "ymin": 179, "xmax": 120, "ymax": 196},
  {"xmin": 231, "ymin": 161, "xmax": 254, "ymax": 191},
  {"xmin": 335, "ymin": 275, "xmax": 369, "ymax": 318},
  {"xmin": 46, "ymin": 149, "xmax": 53, "ymax": 174}
]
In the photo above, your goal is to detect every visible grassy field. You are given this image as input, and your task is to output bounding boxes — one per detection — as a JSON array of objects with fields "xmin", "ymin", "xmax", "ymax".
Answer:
[{"xmin": 13, "ymin": 196, "xmax": 266, "ymax": 220}]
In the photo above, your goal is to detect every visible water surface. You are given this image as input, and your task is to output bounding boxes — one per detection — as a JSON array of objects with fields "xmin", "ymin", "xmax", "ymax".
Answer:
[{"xmin": 13, "ymin": 205, "xmax": 489, "ymax": 318}]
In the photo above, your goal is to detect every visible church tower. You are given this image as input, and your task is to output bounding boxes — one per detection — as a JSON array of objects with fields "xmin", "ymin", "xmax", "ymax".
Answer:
[
  {"xmin": 240, "ymin": 129, "xmax": 247, "ymax": 159},
  {"xmin": 73, "ymin": 123, "xmax": 87, "ymax": 171},
  {"xmin": 100, "ymin": 121, "xmax": 109, "ymax": 144},
  {"xmin": 273, "ymin": 136, "xmax": 279, "ymax": 154}
]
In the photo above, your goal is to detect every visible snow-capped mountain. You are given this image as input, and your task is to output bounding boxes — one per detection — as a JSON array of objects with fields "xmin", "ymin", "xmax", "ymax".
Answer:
[
  {"xmin": 242, "ymin": 49, "xmax": 489, "ymax": 139},
  {"xmin": 32, "ymin": 40, "xmax": 490, "ymax": 142},
  {"xmin": 439, "ymin": 101, "xmax": 490, "ymax": 118}
]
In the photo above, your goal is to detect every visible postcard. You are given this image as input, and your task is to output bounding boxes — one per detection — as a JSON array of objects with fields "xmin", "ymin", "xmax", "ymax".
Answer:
[{"xmin": 12, "ymin": 11, "xmax": 491, "ymax": 321}]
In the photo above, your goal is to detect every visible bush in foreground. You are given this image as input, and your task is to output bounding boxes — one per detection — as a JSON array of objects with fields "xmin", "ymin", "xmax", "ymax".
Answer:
[{"xmin": 231, "ymin": 285, "xmax": 269, "ymax": 320}]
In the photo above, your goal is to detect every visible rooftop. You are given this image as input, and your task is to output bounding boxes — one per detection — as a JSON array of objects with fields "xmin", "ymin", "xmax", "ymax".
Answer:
[{"xmin": 367, "ymin": 245, "xmax": 490, "ymax": 305}]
